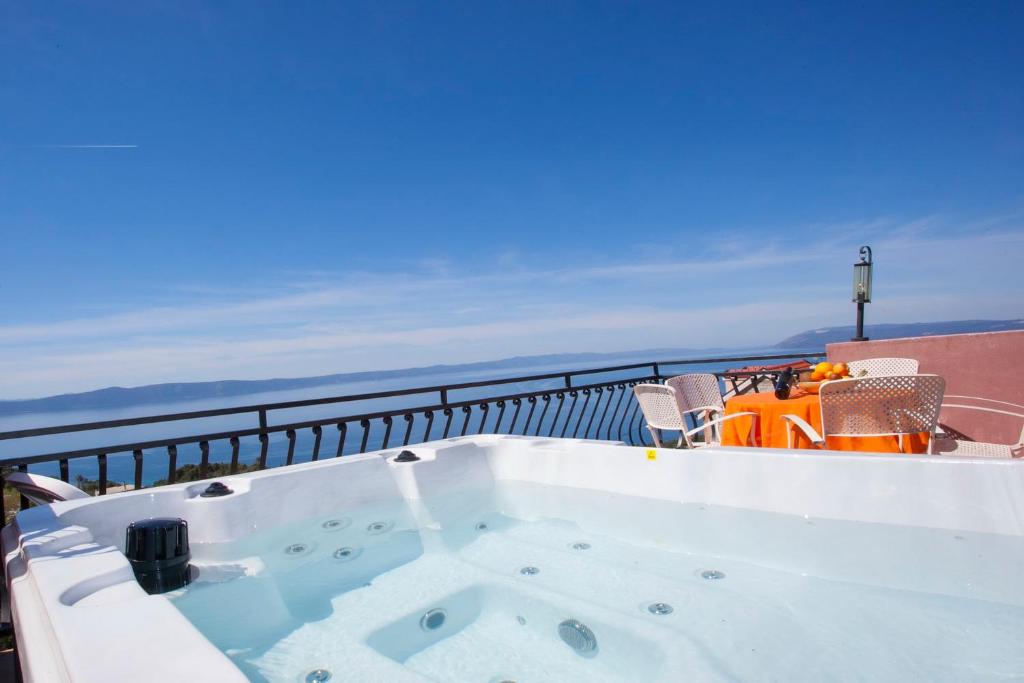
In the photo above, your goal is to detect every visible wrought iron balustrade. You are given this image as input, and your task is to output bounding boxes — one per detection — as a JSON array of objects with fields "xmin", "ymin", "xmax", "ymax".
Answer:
[{"xmin": 0, "ymin": 351, "xmax": 822, "ymax": 519}]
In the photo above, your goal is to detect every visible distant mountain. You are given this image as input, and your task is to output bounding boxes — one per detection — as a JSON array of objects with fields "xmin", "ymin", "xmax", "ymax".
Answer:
[
  {"xmin": 0, "ymin": 347, "xmax": 712, "ymax": 417},
  {"xmin": 775, "ymin": 318, "xmax": 1024, "ymax": 348},
  {"xmin": 6, "ymin": 318, "xmax": 1018, "ymax": 418}
]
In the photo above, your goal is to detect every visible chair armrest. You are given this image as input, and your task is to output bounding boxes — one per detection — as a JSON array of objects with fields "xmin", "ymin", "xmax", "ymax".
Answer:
[
  {"xmin": 779, "ymin": 414, "xmax": 825, "ymax": 446},
  {"xmin": 942, "ymin": 404, "xmax": 1024, "ymax": 420},
  {"xmin": 945, "ymin": 396, "xmax": 1024, "ymax": 411},
  {"xmin": 681, "ymin": 405, "xmax": 725, "ymax": 418},
  {"xmin": 683, "ymin": 411, "xmax": 758, "ymax": 438}
]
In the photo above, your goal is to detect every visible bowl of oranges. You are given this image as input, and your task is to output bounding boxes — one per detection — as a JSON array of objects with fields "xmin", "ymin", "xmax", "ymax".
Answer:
[{"xmin": 798, "ymin": 362, "xmax": 850, "ymax": 393}]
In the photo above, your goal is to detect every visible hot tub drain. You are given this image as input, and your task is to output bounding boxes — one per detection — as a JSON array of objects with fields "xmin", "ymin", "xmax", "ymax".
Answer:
[{"xmin": 558, "ymin": 618, "xmax": 598, "ymax": 656}]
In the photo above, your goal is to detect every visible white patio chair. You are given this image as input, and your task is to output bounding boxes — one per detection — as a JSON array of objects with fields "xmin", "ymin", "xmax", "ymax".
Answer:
[
  {"xmin": 633, "ymin": 379, "xmax": 757, "ymax": 448},
  {"xmin": 4, "ymin": 472, "xmax": 90, "ymax": 506},
  {"xmin": 846, "ymin": 357, "xmax": 919, "ymax": 376},
  {"xmin": 780, "ymin": 374, "xmax": 945, "ymax": 453},
  {"xmin": 665, "ymin": 373, "xmax": 760, "ymax": 447},
  {"xmin": 932, "ymin": 396, "xmax": 1024, "ymax": 459}
]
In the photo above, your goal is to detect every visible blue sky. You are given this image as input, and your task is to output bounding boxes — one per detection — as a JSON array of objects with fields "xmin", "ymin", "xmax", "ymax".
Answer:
[{"xmin": 1, "ymin": 1, "xmax": 1022, "ymax": 398}]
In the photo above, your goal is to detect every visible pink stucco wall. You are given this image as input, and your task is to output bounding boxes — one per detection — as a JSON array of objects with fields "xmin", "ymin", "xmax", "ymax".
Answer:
[{"xmin": 827, "ymin": 330, "xmax": 1024, "ymax": 445}]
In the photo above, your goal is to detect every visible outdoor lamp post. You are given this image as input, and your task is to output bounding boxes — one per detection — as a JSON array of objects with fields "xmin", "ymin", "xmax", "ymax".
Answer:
[{"xmin": 851, "ymin": 245, "xmax": 872, "ymax": 341}]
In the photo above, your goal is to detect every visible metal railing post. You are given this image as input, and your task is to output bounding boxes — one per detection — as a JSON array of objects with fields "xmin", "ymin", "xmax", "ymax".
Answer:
[{"xmin": 257, "ymin": 409, "xmax": 269, "ymax": 469}]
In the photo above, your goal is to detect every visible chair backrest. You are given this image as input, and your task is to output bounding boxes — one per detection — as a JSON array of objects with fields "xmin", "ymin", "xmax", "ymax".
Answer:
[
  {"xmin": 664, "ymin": 374, "xmax": 724, "ymax": 414},
  {"xmin": 633, "ymin": 384, "xmax": 686, "ymax": 431},
  {"xmin": 818, "ymin": 374, "xmax": 945, "ymax": 438},
  {"xmin": 846, "ymin": 357, "xmax": 919, "ymax": 376},
  {"xmin": 4, "ymin": 471, "xmax": 91, "ymax": 506}
]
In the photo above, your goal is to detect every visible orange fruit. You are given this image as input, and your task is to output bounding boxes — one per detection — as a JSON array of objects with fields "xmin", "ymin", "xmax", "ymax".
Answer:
[
  {"xmin": 810, "ymin": 370, "xmax": 825, "ymax": 381},
  {"xmin": 825, "ymin": 372, "xmax": 839, "ymax": 380},
  {"xmin": 832, "ymin": 362, "xmax": 848, "ymax": 377},
  {"xmin": 815, "ymin": 362, "xmax": 832, "ymax": 375}
]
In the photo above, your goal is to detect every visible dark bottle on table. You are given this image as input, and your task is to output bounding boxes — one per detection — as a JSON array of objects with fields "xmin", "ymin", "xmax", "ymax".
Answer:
[{"xmin": 774, "ymin": 368, "xmax": 794, "ymax": 400}]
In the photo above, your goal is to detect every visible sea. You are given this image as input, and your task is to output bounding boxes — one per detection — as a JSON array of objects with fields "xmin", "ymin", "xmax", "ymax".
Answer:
[{"xmin": 0, "ymin": 348, "xmax": 821, "ymax": 487}]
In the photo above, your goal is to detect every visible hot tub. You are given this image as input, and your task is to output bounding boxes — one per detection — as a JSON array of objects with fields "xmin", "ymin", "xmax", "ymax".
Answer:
[{"xmin": 5, "ymin": 435, "xmax": 1024, "ymax": 681}]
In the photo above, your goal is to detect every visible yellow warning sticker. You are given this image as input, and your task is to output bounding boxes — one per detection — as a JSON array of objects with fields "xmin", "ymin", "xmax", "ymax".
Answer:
[{"xmin": 646, "ymin": 449, "xmax": 657, "ymax": 461}]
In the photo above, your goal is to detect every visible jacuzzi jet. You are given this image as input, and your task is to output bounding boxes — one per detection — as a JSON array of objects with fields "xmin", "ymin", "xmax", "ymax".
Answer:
[
  {"xmin": 516, "ymin": 615, "xmax": 527, "ymax": 625},
  {"xmin": 558, "ymin": 618, "xmax": 598, "ymax": 656},
  {"xmin": 571, "ymin": 542, "xmax": 591, "ymax": 551},
  {"xmin": 519, "ymin": 566, "xmax": 540, "ymax": 576},
  {"xmin": 420, "ymin": 608, "xmax": 447, "ymax": 631},
  {"xmin": 394, "ymin": 450, "xmax": 421, "ymax": 462},
  {"xmin": 701, "ymin": 569, "xmax": 726, "ymax": 580},
  {"xmin": 321, "ymin": 518, "xmax": 351, "ymax": 531},
  {"xmin": 200, "ymin": 481, "xmax": 233, "ymax": 497},
  {"xmin": 284, "ymin": 543, "xmax": 309, "ymax": 556},
  {"xmin": 476, "ymin": 522, "xmax": 489, "ymax": 531},
  {"xmin": 648, "ymin": 602, "xmax": 674, "ymax": 615},
  {"xmin": 366, "ymin": 521, "xmax": 394, "ymax": 535},
  {"xmin": 333, "ymin": 546, "xmax": 362, "ymax": 561},
  {"xmin": 304, "ymin": 669, "xmax": 331, "ymax": 683}
]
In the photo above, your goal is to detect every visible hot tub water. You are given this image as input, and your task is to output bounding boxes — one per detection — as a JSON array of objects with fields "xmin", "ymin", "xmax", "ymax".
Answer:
[{"xmin": 170, "ymin": 481, "xmax": 1024, "ymax": 682}]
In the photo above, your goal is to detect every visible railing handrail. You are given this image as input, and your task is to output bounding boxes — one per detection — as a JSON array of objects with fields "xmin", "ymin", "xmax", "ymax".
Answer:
[
  {"xmin": 0, "ymin": 351, "xmax": 821, "ymax": 442},
  {"xmin": 0, "ymin": 351, "xmax": 824, "ymax": 519},
  {"xmin": 3, "ymin": 374, "xmax": 663, "ymax": 465}
]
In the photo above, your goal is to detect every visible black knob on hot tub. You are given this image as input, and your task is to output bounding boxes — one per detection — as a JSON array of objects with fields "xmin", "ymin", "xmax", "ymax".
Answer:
[
  {"xmin": 124, "ymin": 518, "xmax": 192, "ymax": 594},
  {"xmin": 394, "ymin": 450, "xmax": 421, "ymax": 462},
  {"xmin": 200, "ymin": 481, "xmax": 233, "ymax": 497}
]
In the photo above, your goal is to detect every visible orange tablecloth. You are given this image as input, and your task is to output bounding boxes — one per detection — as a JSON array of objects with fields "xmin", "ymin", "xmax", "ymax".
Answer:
[{"xmin": 719, "ymin": 391, "xmax": 929, "ymax": 453}]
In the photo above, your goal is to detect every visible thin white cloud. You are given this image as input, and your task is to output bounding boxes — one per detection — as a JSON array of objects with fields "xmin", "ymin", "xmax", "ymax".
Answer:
[
  {"xmin": 38, "ymin": 144, "xmax": 139, "ymax": 149},
  {"xmin": 0, "ymin": 301, "xmax": 824, "ymax": 396},
  {"xmin": 0, "ymin": 245, "xmax": 797, "ymax": 344},
  {"xmin": 0, "ymin": 214, "xmax": 1020, "ymax": 398}
]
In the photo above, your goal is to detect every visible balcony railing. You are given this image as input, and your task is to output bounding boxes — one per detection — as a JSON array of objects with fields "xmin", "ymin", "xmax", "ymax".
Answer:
[{"xmin": 0, "ymin": 351, "xmax": 822, "ymax": 519}]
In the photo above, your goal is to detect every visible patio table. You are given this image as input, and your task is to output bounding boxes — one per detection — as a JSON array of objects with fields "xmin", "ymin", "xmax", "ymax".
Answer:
[{"xmin": 719, "ymin": 391, "xmax": 930, "ymax": 453}]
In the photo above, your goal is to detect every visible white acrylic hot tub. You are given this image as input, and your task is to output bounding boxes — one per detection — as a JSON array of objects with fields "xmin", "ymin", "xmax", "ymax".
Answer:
[{"xmin": 5, "ymin": 435, "xmax": 1024, "ymax": 682}]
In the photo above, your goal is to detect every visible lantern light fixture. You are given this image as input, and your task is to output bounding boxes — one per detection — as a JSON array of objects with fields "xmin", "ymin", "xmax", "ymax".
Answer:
[{"xmin": 851, "ymin": 245, "xmax": 872, "ymax": 341}]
